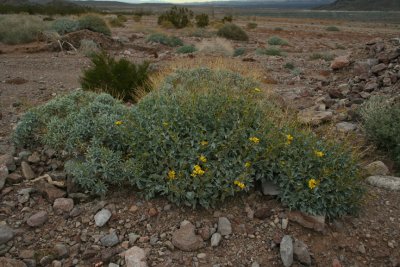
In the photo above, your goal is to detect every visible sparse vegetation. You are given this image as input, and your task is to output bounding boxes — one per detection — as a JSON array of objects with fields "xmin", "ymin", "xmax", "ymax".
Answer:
[
  {"xmin": 196, "ymin": 38, "xmax": 234, "ymax": 56},
  {"xmin": 233, "ymin": 47, "xmax": 246, "ymax": 57},
  {"xmin": 222, "ymin": 15, "xmax": 233, "ymax": 23},
  {"xmin": 0, "ymin": 15, "xmax": 47, "ymax": 45},
  {"xmin": 247, "ymin": 22, "xmax": 258, "ymax": 29},
  {"xmin": 176, "ymin": 44, "xmax": 197, "ymax": 54},
  {"xmin": 284, "ymin": 62, "xmax": 295, "ymax": 70},
  {"xmin": 79, "ymin": 39, "xmax": 99, "ymax": 57},
  {"xmin": 108, "ymin": 15, "xmax": 127, "ymax": 28},
  {"xmin": 146, "ymin": 33, "xmax": 183, "ymax": 47},
  {"xmin": 256, "ymin": 47, "xmax": 285, "ymax": 57},
  {"xmin": 268, "ymin": 36, "xmax": 289, "ymax": 46},
  {"xmin": 51, "ymin": 18, "xmax": 79, "ymax": 35},
  {"xmin": 217, "ymin": 23, "xmax": 249, "ymax": 41},
  {"xmin": 309, "ymin": 52, "xmax": 335, "ymax": 61},
  {"xmin": 157, "ymin": 6, "xmax": 194, "ymax": 29},
  {"xmin": 326, "ymin": 25, "xmax": 340, "ymax": 31},
  {"xmin": 78, "ymin": 15, "xmax": 111, "ymax": 36},
  {"xmin": 80, "ymin": 52, "xmax": 151, "ymax": 102},
  {"xmin": 195, "ymin": 13, "xmax": 209, "ymax": 28}
]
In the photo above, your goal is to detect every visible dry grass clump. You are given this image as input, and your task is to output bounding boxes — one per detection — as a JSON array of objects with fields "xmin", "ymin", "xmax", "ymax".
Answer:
[
  {"xmin": 0, "ymin": 15, "xmax": 48, "ymax": 44},
  {"xmin": 196, "ymin": 38, "xmax": 234, "ymax": 57}
]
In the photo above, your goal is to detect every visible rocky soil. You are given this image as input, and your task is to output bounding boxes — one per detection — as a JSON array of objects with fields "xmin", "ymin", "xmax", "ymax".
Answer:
[{"xmin": 0, "ymin": 16, "xmax": 400, "ymax": 267}]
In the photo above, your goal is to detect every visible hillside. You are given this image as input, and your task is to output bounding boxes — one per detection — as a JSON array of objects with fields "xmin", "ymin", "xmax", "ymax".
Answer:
[{"xmin": 319, "ymin": 0, "xmax": 400, "ymax": 11}]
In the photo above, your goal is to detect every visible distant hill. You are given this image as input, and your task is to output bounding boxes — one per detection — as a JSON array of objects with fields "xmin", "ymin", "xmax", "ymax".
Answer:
[{"xmin": 318, "ymin": 0, "xmax": 400, "ymax": 11}]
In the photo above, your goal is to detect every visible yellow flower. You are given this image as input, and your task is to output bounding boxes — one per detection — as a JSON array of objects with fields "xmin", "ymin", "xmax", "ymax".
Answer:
[
  {"xmin": 191, "ymin": 165, "xmax": 205, "ymax": 177},
  {"xmin": 245, "ymin": 162, "xmax": 251, "ymax": 168},
  {"xmin": 200, "ymin": 141, "xmax": 208, "ymax": 146},
  {"xmin": 286, "ymin": 134, "xmax": 294, "ymax": 145},
  {"xmin": 234, "ymin": 180, "xmax": 246, "ymax": 189},
  {"xmin": 115, "ymin": 120, "xmax": 123, "ymax": 126},
  {"xmin": 199, "ymin": 155, "xmax": 207, "ymax": 163},
  {"xmin": 162, "ymin": 122, "xmax": 169, "ymax": 127},
  {"xmin": 168, "ymin": 170, "xmax": 176, "ymax": 180},
  {"xmin": 254, "ymin": 87, "xmax": 261, "ymax": 92},
  {"xmin": 308, "ymin": 178, "xmax": 318, "ymax": 190},
  {"xmin": 249, "ymin": 137, "xmax": 260, "ymax": 144},
  {"xmin": 314, "ymin": 150, "xmax": 324, "ymax": 158}
]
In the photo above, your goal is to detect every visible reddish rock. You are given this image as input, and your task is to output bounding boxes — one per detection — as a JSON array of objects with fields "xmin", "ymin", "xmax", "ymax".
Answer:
[
  {"xmin": 330, "ymin": 56, "xmax": 350, "ymax": 70},
  {"xmin": 37, "ymin": 181, "xmax": 66, "ymax": 203},
  {"xmin": 172, "ymin": 222, "xmax": 204, "ymax": 252},
  {"xmin": 332, "ymin": 258, "xmax": 342, "ymax": 267},
  {"xmin": 0, "ymin": 257, "xmax": 27, "ymax": 267},
  {"xmin": 198, "ymin": 226, "xmax": 212, "ymax": 241},
  {"xmin": 148, "ymin": 207, "xmax": 158, "ymax": 217},
  {"xmin": 288, "ymin": 211, "xmax": 325, "ymax": 232},
  {"xmin": 27, "ymin": 211, "xmax": 48, "ymax": 227},
  {"xmin": 53, "ymin": 198, "xmax": 74, "ymax": 213},
  {"xmin": 254, "ymin": 207, "xmax": 272, "ymax": 220}
]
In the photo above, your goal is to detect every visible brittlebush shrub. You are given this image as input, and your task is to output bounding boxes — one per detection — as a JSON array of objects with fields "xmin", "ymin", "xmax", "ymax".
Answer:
[
  {"xmin": 78, "ymin": 15, "xmax": 111, "ymax": 36},
  {"xmin": 217, "ymin": 23, "xmax": 248, "ymax": 41},
  {"xmin": 0, "ymin": 15, "xmax": 47, "ymax": 44},
  {"xmin": 14, "ymin": 68, "xmax": 363, "ymax": 217},
  {"xmin": 51, "ymin": 18, "xmax": 79, "ymax": 35}
]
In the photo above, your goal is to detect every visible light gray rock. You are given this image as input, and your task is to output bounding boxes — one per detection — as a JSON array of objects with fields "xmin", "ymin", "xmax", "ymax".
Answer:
[
  {"xmin": 129, "ymin": 233, "xmax": 140, "ymax": 245},
  {"xmin": 293, "ymin": 239, "xmax": 311, "ymax": 266},
  {"xmin": 217, "ymin": 217, "xmax": 232, "ymax": 236},
  {"xmin": 298, "ymin": 110, "xmax": 333, "ymax": 126},
  {"xmin": 124, "ymin": 246, "xmax": 147, "ymax": 267},
  {"xmin": 210, "ymin": 233, "xmax": 222, "ymax": 247},
  {"xmin": 280, "ymin": 235, "xmax": 293, "ymax": 267},
  {"xmin": 109, "ymin": 263, "xmax": 119, "ymax": 267},
  {"xmin": 366, "ymin": 176, "xmax": 400, "ymax": 191},
  {"xmin": 21, "ymin": 161, "xmax": 35, "ymax": 180},
  {"xmin": 100, "ymin": 232, "xmax": 119, "ymax": 247},
  {"xmin": 251, "ymin": 262, "xmax": 260, "ymax": 267},
  {"xmin": 172, "ymin": 221, "xmax": 204, "ymax": 251},
  {"xmin": 53, "ymin": 198, "xmax": 74, "ymax": 213},
  {"xmin": 94, "ymin": 208, "xmax": 112, "ymax": 227},
  {"xmin": 364, "ymin": 161, "xmax": 389, "ymax": 176},
  {"xmin": 0, "ymin": 154, "xmax": 15, "ymax": 171},
  {"xmin": 336, "ymin": 122, "xmax": 357, "ymax": 133},
  {"xmin": 0, "ymin": 165, "xmax": 7, "ymax": 190},
  {"xmin": 0, "ymin": 225, "xmax": 14, "ymax": 245},
  {"xmin": 27, "ymin": 211, "xmax": 48, "ymax": 227},
  {"xmin": 261, "ymin": 179, "xmax": 280, "ymax": 196}
]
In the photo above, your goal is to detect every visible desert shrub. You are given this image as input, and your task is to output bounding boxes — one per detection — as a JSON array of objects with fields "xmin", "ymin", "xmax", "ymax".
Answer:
[
  {"xmin": 186, "ymin": 28, "xmax": 214, "ymax": 38},
  {"xmin": 146, "ymin": 33, "xmax": 183, "ymax": 47},
  {"xmin": 268, "ymin": 36, "xmax": 288, "ymax": 46},
  {"xmin": 217, "ymin": 23, "xmax": 248, "ymax": 41},
  {"xmin": 195, "ymin": 13, "xmax": 209, "ymax": 28},
  {"xmin": 133, "ymin": 14, "xmax": 142, "ymax": 22},
  {"xmin": 222, "ymin": 15, "xmax": 233, "ymax": 23},
  {"xmin": 78, "ymin": 15, "xmax": 111, "ymax": 36},
  {"xmin": 326, "ymin": 25, "xmax": 340, "ymax": 32},
  {"xmin": 176, "ymin": 44, "xmax": 197, "ymax": 54},
  {"xmin": 0, "ymin": 15, "xmax": 47, "ymax": 44},
  {"xmin": 196, "ymin": 38, "xmax": 234, "ymax": 56},
  {"xmin": 157, "ymin": 6, "xmax": 193, "ymax": 29},
  {"xmin": 310, "ymin": 53, "xmax": 335, "ymax": 61},
  {"xmin": 274, "ymin": 27, "xmax": 284, "ymax": 31},
  {"xmin": 81, "ymin": 52, "xmax": 151, "ymax": 102},
  {"xmin": 210, "ymin": 21, "xmax": 224, "ymax": 30},
  {"xmin": 233, "ymin": 47, "xmax": 245, "ymax": 57},
  {"xmin": 284, "ymin": 62, "xmax": 295, "ymax": 70},
  {"xmin": 256, "ymin": 47, "xmax": 285, "ymax": 57},
  {"xmin": 79, "ymin": 39, "xmax": 99, "ymax": 57},
  {"xmin": 247, "ymin": 22, "xmax": 257, "ymax": 29},
  {"xmin": 359, "ymin": 96, "xmax": 400, "ymax": 166},
  {"xmin": 51, "ymin": 18, "xmax": 79, "ymax": 35}
]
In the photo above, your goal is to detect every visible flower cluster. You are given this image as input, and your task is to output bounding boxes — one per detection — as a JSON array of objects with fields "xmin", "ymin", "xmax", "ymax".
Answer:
[
  {"xmin": 286, "ymin": 134, "xmax": 293, "ymax": 145},
  {"xmin": 191, "ymin": 164, "xmax": 205, "ymax": 177},
  {"xmin": 249, "ymin": 136, "xmax": 260, "ymax": 144},
  {"xmin": 308, "ymin": 178, "xmax": 318, "ymax": 190},
  {"xmin": 314, "ymin": 150, "xmax": 324, "ymax": 158},
  {"xmin": 168, "ymin": 170, "xmax": 176, "ymax": 180},
  {"xmin": 234, "ymin": 180, "xmax": 246, "ymax": 189},
  {"xmin": 115, "ymin": 120, "xmax": 123, "ymax": 126}
]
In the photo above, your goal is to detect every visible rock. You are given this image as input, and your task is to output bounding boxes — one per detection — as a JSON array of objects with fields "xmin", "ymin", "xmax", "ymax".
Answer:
[
  {"xmin": 331, "ymin": 56, "xmax": 350, "ymax": 70},
  {"xmin": 21, "ymin": 162, "xmax": 35, "ymax": 180},
  {"xmin": 53, "ymin": 198, "xmax": 74, "ymax": 213},
  {"xmin": 371, "ymin": 63, "xmax": 387, "ymax": 74},
  {"xmin": 280, "ymin": 235, "xmax": 294, "ymax": 267},
  {"xmin": 52, "ymin": 260, "xmax": 62, "ymax": 267},
  {"xmin": 366, "ymin": 176, "xmax": 400, "ymax": 191},
  {"xmin": 332, "ymin": 258, "xmax": 342, "ymax": 267},
  {"xmin": 54, "ymin": 243, "xmax": 69, "ymax": 259},
  {"xmin": 282, "ymin": 218, "xmax": 289, "ymax": 230},
  {"xmin": 254, "ymin": 207, "xmax": 272, "ymax": 220},
  {"xmin": 37, "ymin": 181, "xmax": 66, "ymax": 202},
  {"xmin": 171, "ymin": 221, "xmax": 204, "ymax": 252},
  {"xmin": 198, "ymin": 226, "xmax": 211, "ymax": 240},
  {"xmin": 27, "ymin": 152, "xmax": 40, "ymax": 164},
  {"xmin": 17, "ymin": 188, "xmax": 34, "ymax": 204},
  {"xmin": 293, "ymin": 239, "xmax": 311, "ymax": 266},
  {"xmin": 217, "ymin": 217, "xmax": 232, "ymax": 236},
  {"xmin": 129, "ymin": 233, "xmax": 140, "ymax": 245},
  {"xmin": 7, "ymin": 173, "xmax": 23, "ymax": 184},
  {"xmin": 328, "ymin": 88, "xmax": 344, "ymax": 99},
  {"xmin": 0, "ymin": 225, "xmax": 14, "ymax": 245},
  {"xmin": 124, "ymin": 246, "xmax": 147, "ymax": 267},
  {"xmin": 0, "ymin": 154, "xmax": 16, "ymax": 171},
  {"xmin": 261, "ymin": 179, "xmax": 280, "ymax": 196},
  {"xmin": 19, "ymin": 250, "xmax": 35, "ymax": 259},
  {"xmin": 100, "ymin": 232, "xmax": 119, "ymax": 247},
  {"xmin": 364, "ymin": 81, "xmax": 378, "ymax": 92},
  {"xmin": 69, "ymin": 206, "xmax": 82, "ymax": 217},
  {"xmin": 288, "ymin": 211, "xmax": 325, "ymax": 232},
  {"xmin": 298, "ymin": 110, "xmax": 333, "ymax": 126},
  {"xmin": 27, "ymin": 211, "xmax": 48, "ymax": 227},
  {"xmin": 0, "ymin": 165, "xmax": 7, "ymax": 190},
  {"xmin": 109, "ymin": 263, "xmax": 119, "ymax": 267},
  {"xmin": 197, "ymin": 253, "xmax": 207, "ymax": 263},
  {"xmin": 0, "ymin": 257, "xmax": 27, "ymax": 267},
  {"xmin": 211, "ymin": 233, "xmax": 222, "ymax": 247},
  {"xmin": 95, "ymin": 209, "xmax": 112, "ymax": 227},
  {"xmin": 336, "ymin": 122, "xmax": 357, "ymax": 133},
  {"xmin": 364, "ymin": 161, "xmax": 389, "ymax": 176}
]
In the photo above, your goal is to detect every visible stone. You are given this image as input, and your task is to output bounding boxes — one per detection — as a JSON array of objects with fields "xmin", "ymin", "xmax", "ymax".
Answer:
[
  {"xmin": 27, "ymin": 152, "xmax": 40, "ymax": 164},
  {"xmin": 280, "ymin": 235, "xmax": 294, "ymax": 267},
  {"xmin": 364, "ymin": 81, "xmax": 378, "ymax": 92},
  {"xmin": 27, "ymin": 211, "xmax": 48, "ymax": 227},
  {"xmin": 217, "ymin": 217, "xmax": 232, "ymax": 236},
  {"xmin": 69, "ymin": 206, "xmax": 82, "ymax": 217},
  {"xmin": 330, "ymin": 56, "xmax": 350, "ymax": 70},
  {"xmin": 366, "ymin": 176, "xmax": 400, "ymax": 191},
  {"xmin": 293, "ymin": 239, "xmax": 311, "ymax": 266},
  {"xmin": 371, "ymin": 63, "xmax": 387, "ymax": 74},
  {"xmin": 261, "ymin": 179, "xmax": 280, "ymax": 196},
  {"xmin": 364, "ymin": 161, "xmax": 389, "ymax": 176},
  {"xmin": 0, "ymin": 257, "xmax": 27, "ymax": 267},
  {"xmin": 336, "ymin": 122, "xmax": 357, "ymax": 133},
  {"xmin": 109, "ymin": 263, "xmax": 119, "ymax": 267},
  {"xmin": 282, "ymin": 218, "xmax": 289, "ymax": 230},
  {"xmin": 211, "ymin": 233, "xmax": 222, "ymax": 247},
  {"xmin": 124, "ymin": 246, "xmax": 147, "ymax": 267},
  {"xmin": 100, "ymin": 232, "xmax": 119, "ymax": 247},
  {"xmin": 54, "ymin": 243, "xmax": 69, "ymax": 258},
  {"xmin": 288, "ymin": 211, "xmax": 325, "ymax": 232},
  {"xmin": 298, "ymin": 110, "xmax": 333, "ymax": 126},
  {"xmin": 198, "ymin": 226, "xmax": 211, "ymax": 240},
  {"xmin": 21, "ymin": 162, "xmax": 35, "ymax": 180},
  {"xmin": 0, "ymin": 165, "xmax": 7, "ymax": 190},
  {"xmin": 197, "ymin": 253, "xmax": 207, "ymax": 263},
  {"xmin": 172, "ymin": 221, "xmax": 204, "ymax": 252},
  {"xmin": 328, "ymin": 88, "xmax": 344, "ymax": 99},
  {"xmin": 129, "ymin": 233, "xmax": 140, "ymax": 245},
  {"xmin": 19, "ymin": 250, "xmax": 35, "ymax": 259},
  {"xmin": 0, "ymin": 154, "xmax": 16, "ymax": 171},
  {"xmin": 7, "ymin": 173, "xmax": 23, "ymax": 184},
  {"xmin": 95, "ymin": 209, "xmax": 112, "ymax": 227},
  {"xmin": 37, "ymin": 182, "xmax": 66, "ymax": 202},
  {"xmin": 332, "ymin": 258, "xmax": 342, "ymax": 267},
  {"xmin": 254, "ymin": 207, "xmax": 272, "ymax": 220},
  {"xmin": 52, "ymin": 260, "xmax": 62, "ymax": 267},
  {"xmin": 0, "ymin": 225, "xmax": 14, "ymax": 245},
  {"xmin": 53, "ymin": 198, "xmax": 74, "ymax": 213}
]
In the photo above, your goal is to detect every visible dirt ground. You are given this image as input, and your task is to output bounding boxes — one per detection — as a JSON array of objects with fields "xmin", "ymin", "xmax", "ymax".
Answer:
[{"xmin": 0, "ymin": 16, "xmax": 399, "ymax": 267}]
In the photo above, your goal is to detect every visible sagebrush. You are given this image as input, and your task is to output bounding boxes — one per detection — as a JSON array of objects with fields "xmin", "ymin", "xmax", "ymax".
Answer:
[
  {"xmin": 217, "ymin": 23, "xmax": 248, "ymax": 41},
  {"xmin": 157, "ymin": 6, "xmax": 193, "ymax": 29}
]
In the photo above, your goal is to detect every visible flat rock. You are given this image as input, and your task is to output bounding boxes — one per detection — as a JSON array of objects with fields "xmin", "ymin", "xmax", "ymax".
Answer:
[
  {"xmin": 0, "ymin": 225, "xmax": 14, "ymax": 245},
  {"xmin": 371, "ymin": 63, "xmax": 387, "ymax": 73},
  {"xmin": 0, "ymin": 257, "xmax": 27, "ymax": 267},
  {"xmin": 210, "ymin": 233, "xmax": 222, "ymax": 247},
  {"xmin": 172, "ymin": 222, "xmax": 204, "ymax": 252},
  {"xmin": 95, "ymin": 209, "xmax": 112, "ymax": 227},
  {"xmin": 37, "ymin": 182, "xmax": 66, "ymax": 203},
  {"xmin": 298, "ymin": 110, "xmax": 333, "ymax": 126},
  {"xmin": 100, "ymin": 232, "xmax": 119, "ymax": 247},
  {"xmin": 124, "ymin": 246, "xmax": 147, "ymax": 267},
  {"xmin": 280, "ymin": 235, "xmax": 294, "ymax": 267},
  {"xmin": 294, "ymin": 239, "xmax": 311, "ymax": 266},
  {"xmin": 27, "ymin": 211, "xmax": 48, "ymax": 227},
  {"xmin": 53, "ymin": 198, "xmax": 74, "ymax": 213},
  {"xmin": 366, "ymin": 176, "xmax": 400, "ymax": 191},
  {"xmin": 217, "ymin": 217, "xmax": 232, "ymax": 236},
  {"xmin": 336, "ymin": 122, "xmax": 357, "ymax": 133},
  {"xmin": 0, "ymin": 154, "xmax": 16, "ymax": 171},
  {"xmin": 288, "ymin": 211, "xmax": 325, "ymax": 232},
  {"xmin": 364, "ymin": 161, "xmax": 389, "ymax": 176},
  {"xmin": 21, "ymin": 161, "xmax": 35, "ymax": 180},
  {"xmin": 331, "ymin": 56, "xmax": 350, "ymax": 70},
  {"xmin": 261, "ymin": 179, "xmax": 280, "ymax": 196}
]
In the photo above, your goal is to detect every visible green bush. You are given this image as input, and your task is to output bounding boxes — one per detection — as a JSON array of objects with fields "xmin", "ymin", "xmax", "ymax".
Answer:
[
  {"xmin": 309, "ymin": 53, "xmax": 335, "ymax": 61},
  {"xmin": 256, "ymin": 47, "xmax": 285, "ymax": 57},
  {"xmin": 359, "ymin": 96, "xmax": 400, "ymax": 167},
  {"xmin": 217, "ymin": 23, "xmax": 248, "ymax": 41},
  {"xmin": 326, "ymin": 25, "xmax": 340, "ymax": 32},
  {"xmin": 146, "ymin": 33, "xmax": 183, "ymax": 47},
  {"xmin": 176, "ymin": 44, "xmax": 197, "ymax": 54},
  {"xmin": 79, "ymin": 39, "xmax": 99, "ymax": 57},
  {"xmin": 222, "ymin": 15, "xmax": 233, "ymax": 23},
  {"xmin": 0, "ymin": 15, "xmax": 47, "ymax": 44},
  {"xmin": 78, "ymin": 15, "xmax": 111, "ymax": 36},
  {"xmin": 247, "ymin": 22, "xmax": 257, "ymax": 29},
  {"xmin": 284, "ymin": 62, "xmax": 295, "ymax": 70},
  {"xmin": 51, "ymin": 18, "xmax": 79, "ymax": 35},
  {"xmin": 195, "ymin": 13, "xmax": 209, "ymax": 28},
  {"xmin": 233, "ymin": 47, "xmax": 245, "ymax": 57},
  {"xmin": 157, "ymin": 6, "xmax": 194, "ymax": 29},
  {"xmin": 80, "ymin": 52, "xmax": 152, "ymax": 102},
  {"xmin": 268, "ymin": 36, "xmax": 288, "ymax": 46},
  {"xmin": 274, "ymin": 27, "xmax": 284, "ymax": 31}
]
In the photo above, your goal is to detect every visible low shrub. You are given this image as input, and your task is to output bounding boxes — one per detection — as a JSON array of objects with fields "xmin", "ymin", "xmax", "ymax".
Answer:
[
  {"xmin": 268, "ymin": 36, "xmax": 288, "ymax": 46},
  {"xmin": 256, "ymin": 47, "xmax": 285, "ymax": 57},
  {"xmin": 133, "ymin": 14, "xmax": 142, "ymax": 22},
  {"xmin": 359, "ymin": 96, "xmax": 400, "ymax": 167},
  {"xmin": 217, "ymin": 23, "xmax": 248, "ymax": 41},
  {"xmin": 79, "ymin": 39, "xmax": 99, "ymax": 57},
  {"xmin": 309, "ymin": 53, "xmax": 335, "ymax": 61},
  {"xmin": 51, "ymin": 18, "xmax": 79, "ymax": 35},
  {"xmin": 108, "ymin": 16, "xmax": 125, "ymax": 27},
  {"xmin": 196, "ymin": 38, "xmax": 234, "ymax": 57},
  {"xmin": 247, "ymin": 22, "xmax": 257, "ymax": 29},
  {"xmin": 284, "ymin": 62, "xmax": 295, "ymax": 70},
  {"xmin": 222, "ymin": 15, "xmax": 233, "ymax": 23},
  {"xmin": 176, "ymin": 44, "xmax": 197, "ymax": 54},
  {"xmin": 78, "ymin": 15, "xmax": 111, "ymax": 36},
  {"xmin": 186, "ymin": 28, "xmax": 214, "ymax": 38},
  {"xmin": 274, "ymin": 27, "xmax": 284, "ymax": 31},
  {"xmin": 0, "ymin": 15, "xmax": 47, "ymax": 44},
  {"xmin": 233, "ymin": 47, "xmax": 245, "ymax": 57},
  {"xmin": 195, "ymin": 13, "xmax": 209, "ymax": 28},
  {"xmin": 146, "ymin": 33, "xmax": 183, "ymax": 47},
  {"xmin": 326, "ymin": 25, "xmax": 340, "ymax": 32},
  {"xmin": 80, "ymin": 52, "xmax": 152, "ymax": 102},
  {"xmin": 157, "ymin": 6, "xmax": 193, "ymax": 29}
]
